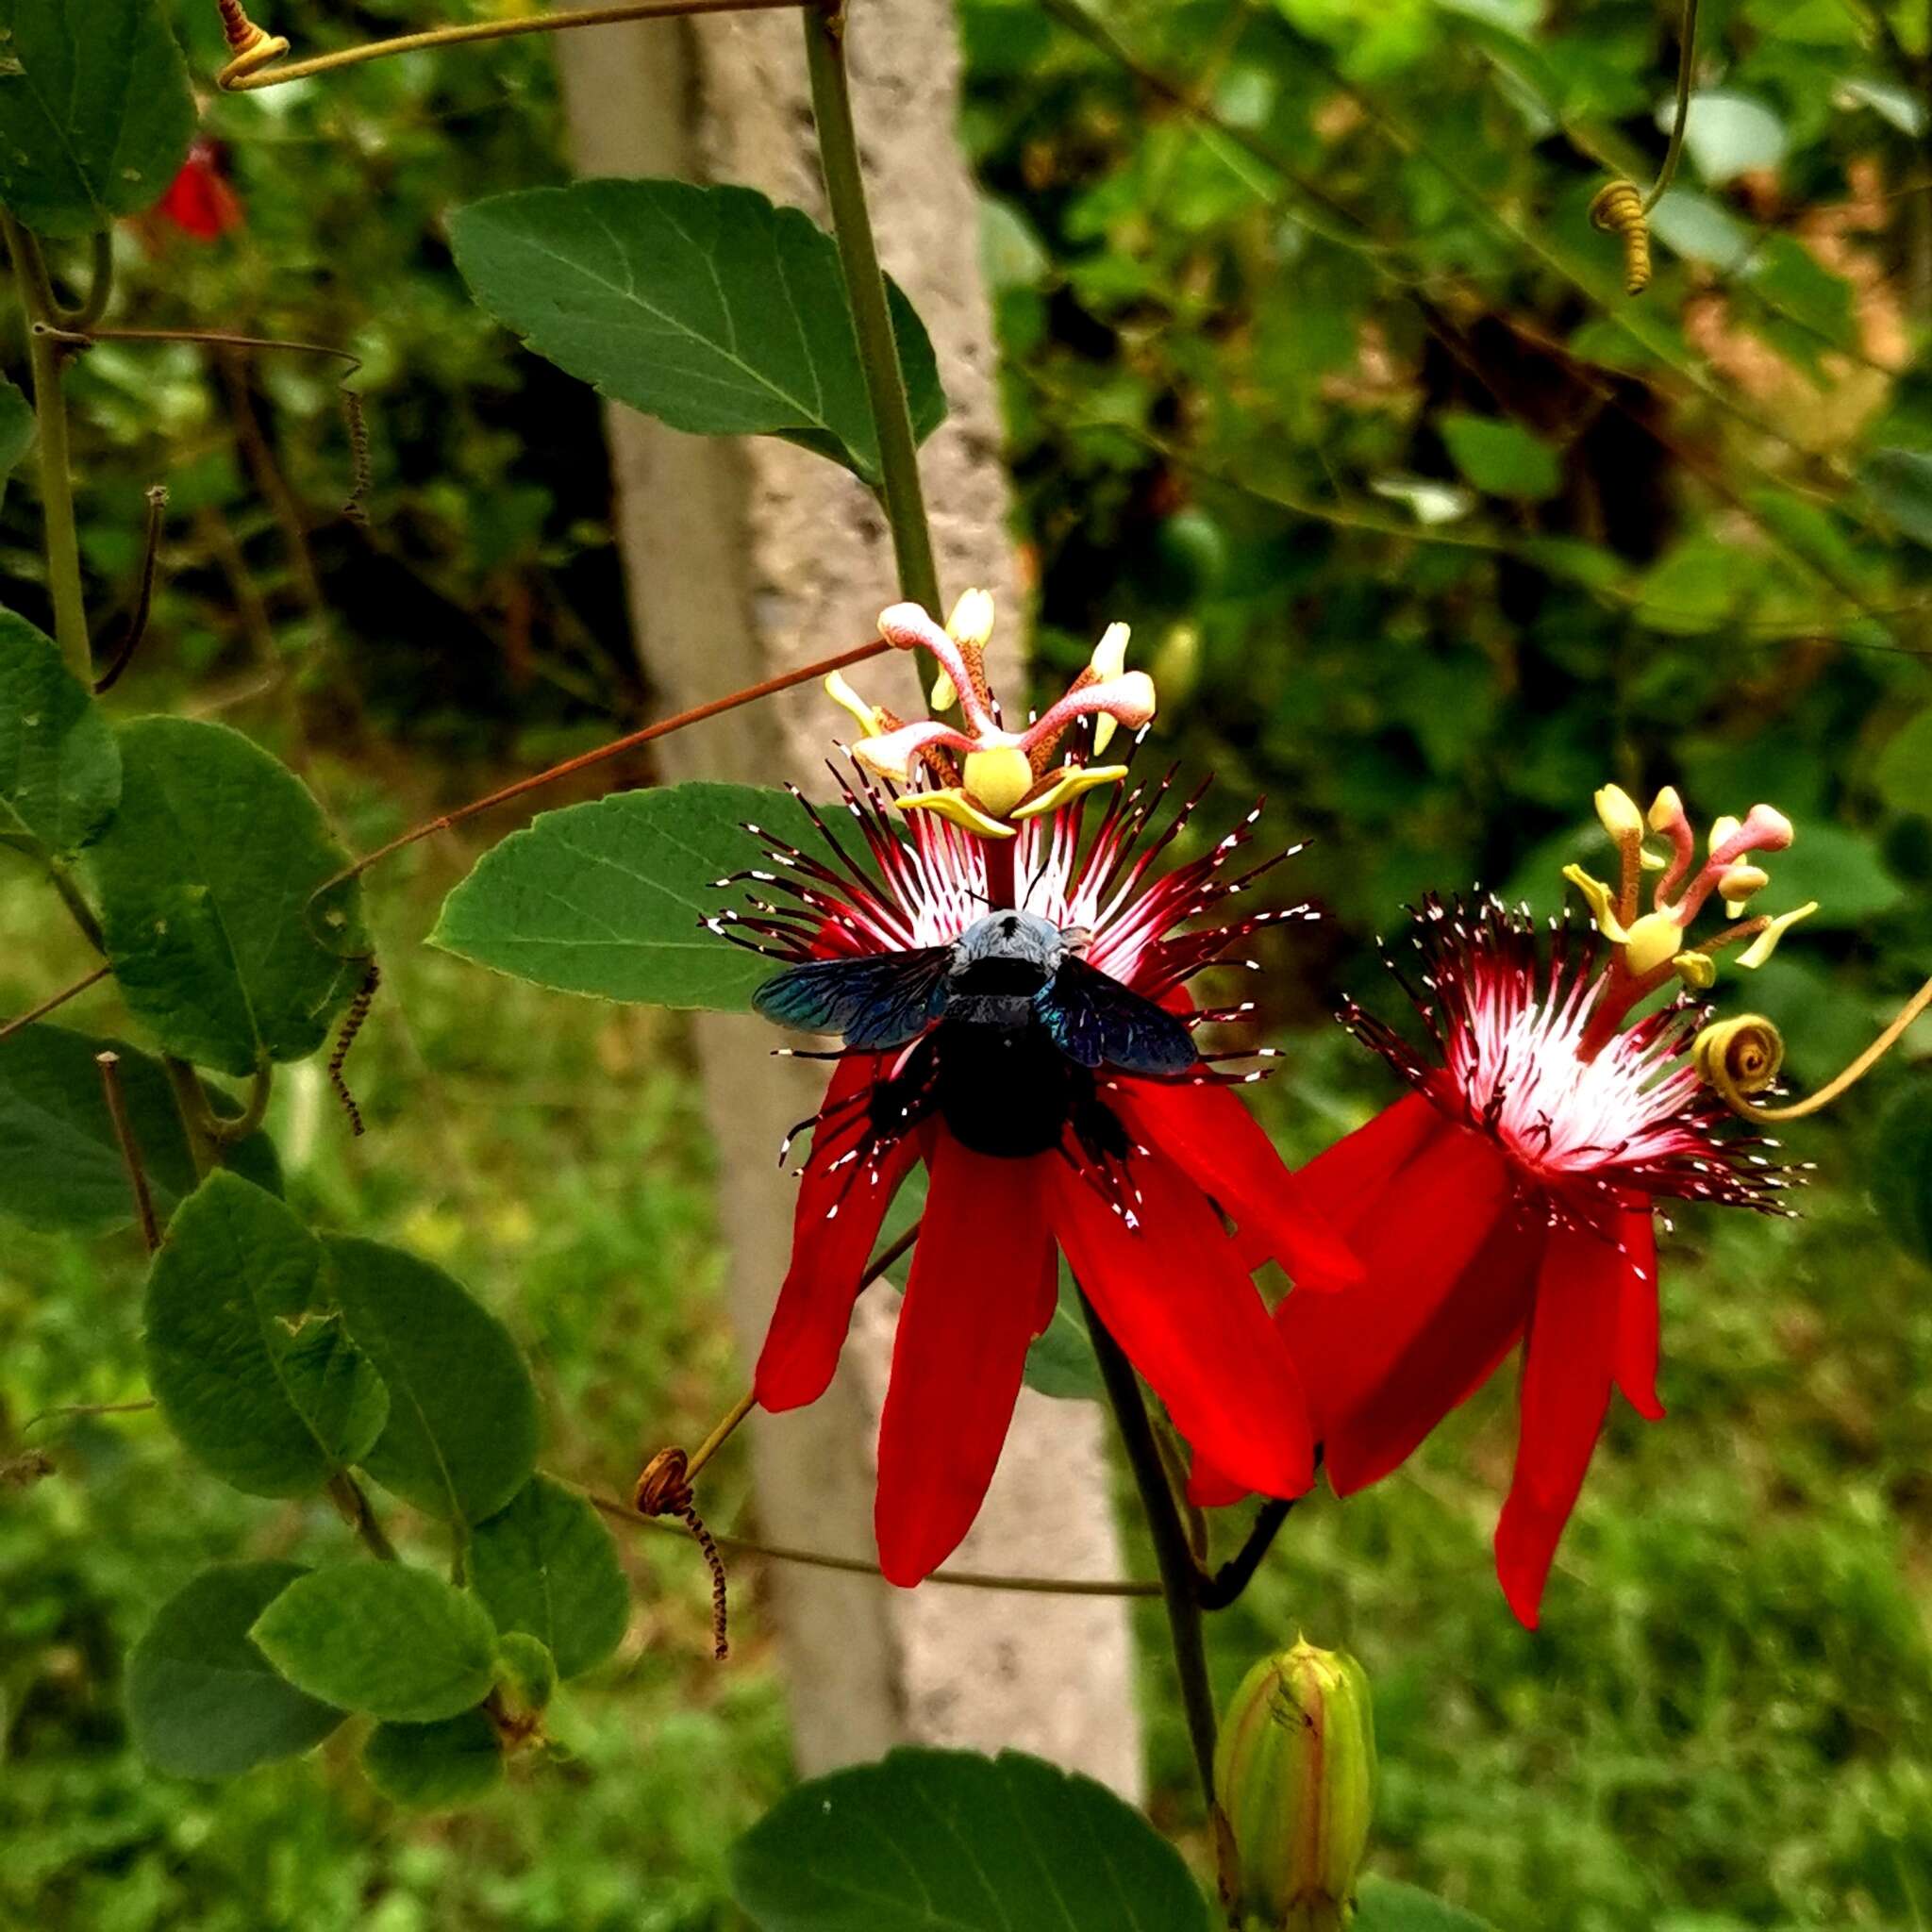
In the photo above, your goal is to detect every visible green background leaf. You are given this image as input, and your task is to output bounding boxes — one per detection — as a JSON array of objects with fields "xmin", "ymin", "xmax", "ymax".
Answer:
[
  {"xmin": 362, "ymin": 1708, "xmax": 506, "ymax": 1808},
  {"xmin": 449, "ymin": 179, "xmax": 946, "ymax": 486},
  {"xmin": 1355, "ymin": 1875, "xmax": 1502, "ymax": 1930},
  {"xmin": 325, "ymin": 1236, "xmax": 539, "ymax": 1526},
  {"xmin": 1871, "ymin": 1087, "xmax": 1932, "ymax": 1274},
  {"xmin": 1439, "ymin": 412, "xmax": 1562, "ymax": 501},
  {"xmin": 431, "ymin": 782, "xmax": 820, "ymax": 1011},
  {"xmin": 251, "ymin": 1566, "xmax": 500, "ymax": 1724},
  {"xmin": 125, "ymin": 1562, "xmax": 346, "ymax": 1779},
  {"xmin": 87, "ymin": 717, "xmax": 370, "ymax": 1076},
  {"xmin": 729, "ymin": 1747, "xmax": 1213, "ymax": 1930},
  {"xmin": 0, "ymin": 1023, "xmax": 277, "ymax": 1234},
  {"xmin": 469, "ymin": 1476, "xmax": 628, "ymax": 1681},
  {"xmin": 0, "ymin": 374, "xmax": 35, "ymax": 508},
  {"xmin": 1023, "ymin": 1265, "xmax": 1103, "ymax": 1402},
  {"xmin": 0, "ymin": 610, "xmax": 119, "ymax": 855},
  {"xmin": 144, "ymin": 1174, "xmax": 388, "ymax": 1499},
  {"xmin": 0, "ymin": 0, "xmax": 195, "ymax": 237}
]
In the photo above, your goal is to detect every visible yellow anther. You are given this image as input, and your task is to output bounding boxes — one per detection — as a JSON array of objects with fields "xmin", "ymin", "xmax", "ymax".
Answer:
[
  {"xmin": 1719, "ymin": 864, "xmax": 1770, "ymax": 917},
  {"xmin": 1624, "ymin": 911, "xmax": 1685, "ymax": 976},
  {"xmin": 946, "ymin": 588, "xmax": 996, "ymax": 650},
  {"xmin": 824, "ymin": 670, "xmax": 885, "ymax": 740},
  {"xmin": 1562, "ymin": 865, "xmax": 1629, "ymax": 941},
  {"xmin": 1647, "ymin": 786, "xmax": 1685, "ymax": 833},
  {"xmin": 1737, "ymin": 902, "xmax": 1819, "ymax": 971},
  {"xmin": 1641, "ymin": 848, "xmax": 1667, "ymax": 871},
  {"xmin": 1593, "ymin": 784, "xmax": 1645, "ymax": 844},
  {"xmin": 1090, "ymin": 621, "xmax": 1130, "ymax": 683},
  {"xmin": 930, "ymin": 670, "xmax": 958, "ymax": 712},
  {"xmin": 897, "ymin": 787, "xmax": 1016, "ymax": 840},
  {"xmin": 1010, "ymin": 764, "xmax": 1129, "ymax": 820},
  {"xmin": 1672, "ymin": 951, "xmax": 1717, "ymax": 991},
  {"xmin": 961, "ymin": 745, "xmax": 1034, "ymax": 818},
  {"xmin": 1707, "ymin": 813, "xmax": 1741, "ymax": 856}
]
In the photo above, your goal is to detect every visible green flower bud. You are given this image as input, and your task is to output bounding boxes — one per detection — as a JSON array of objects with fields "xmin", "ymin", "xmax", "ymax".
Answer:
[{"xmin": 1214, "ymin": 1638, "xmax": 1376, "ymax": 1932}]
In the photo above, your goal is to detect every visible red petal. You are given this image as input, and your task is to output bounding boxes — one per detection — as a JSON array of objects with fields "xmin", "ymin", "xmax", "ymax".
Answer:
[
  {"xmin": 1116, "ymin": 1082, "xmax": 1361, "ymax": 1291},
  {"xmin": 873, "ymin": 1139, "xmax": 1053, "ymax": 1587},
  {"xmin": 1492, "ymin": 1222, "xmax": 1624, "ymax": 1627},
  {"xmin": 1279, "ymin": 1116, "xmax": 1519, "ymax": 1492},
  {"xmin": 1295, "ymin": 1091, "xmax": 1442, "ymax": 1235},
  {"xmin": 753, "ymin": 1059, "xmax": 919, "ymax": 1412},
  {"xmin": 1612, "ymin": 1206, "xmax": 1664, "ymax": 1422},
  {"xmin": 1186, "ymin": 1456, "xmax": 1249, "ymax": 1510},
  {"xmin": 1049, "ymin": 1153, "xmax": 1313, "ymax": 1499}
]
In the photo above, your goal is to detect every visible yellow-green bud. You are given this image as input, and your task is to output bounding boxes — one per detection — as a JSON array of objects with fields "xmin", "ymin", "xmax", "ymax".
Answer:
[{"xmin": 1214, "ymin": 1639, "xmax": 1376, "ymax": 1932}]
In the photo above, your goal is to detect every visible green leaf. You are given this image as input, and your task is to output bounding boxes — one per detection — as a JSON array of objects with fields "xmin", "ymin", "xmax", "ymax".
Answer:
[
  {"xmin": 494, "ymin": 1631, "xmax": 558, "ymax": 1715},
  {"xmin": 1755, "ymin": 824, "xmax": 1902, "ymax": 929},
  {"xmin": 362, "ymin": 1708, "xmax": 506, "ymax": 1808},
  {"xmin": 1355, "ymin": 1876, "xmax": 1502, "ymax": 1930},
  {"xmin": 1672, "ymin": 90, "xmax": 1788, "ymax": 184},
  {"xmin": 1023, "ymin": 1266, "xmax": 1102, "ymax": 1402},
  {"xmin": 125, "ymin": 1562, "xmax": 346, "ymax": 1779},
  {"xmin": 430, "ymin": 782, "xmax": 820, "ymax": 1010},
  {"xmin": 1744, "ymin": 236, "xmax": 1856, "ymax": 355},
  {"xmin": 324, "ymin": 1236, "xmax": 539, "ymax": 1526},
  {"xmin": 1647, "ymin": 190, "xmax": 1752, "ymax": 273},
  {"xmin": 469, "ymin": 1476, "xmax": 628, "ymax": 1680},
  {"xmin": 0, "ymin": 610, "xmax": 119, "ymax": 855},
  {"xmin": 1437, "ymin": 411, "xmax": 1561, "ymax": 501},
  {"xmin": 729, "ymin": 1747, "xmax": 1213, "ymax": 1931},
  {"xmin": 144, "ymin": 1174, "xmax": 388, "ymax": 1499},
  {"xmin": 0, "ymin": 0, "xmax": 195, "ymax": 237},
  {"xmin": 0, "ymin": 375, "xmax": 34, "ymax": 506},
  {"xmin": 251, "ymin": 1565, "xmax": 501, "ymax": 1724},
  {"xmin": 448, "ymin": 179, "xmax": 946, "ymax": 488},
  {"xmin": 1874, "ymin": 709, "xmax": 1932, "ymax": 818},
  {"xmin": 1873, "ymin": 1087, "xmax": 1932, "ymax": 1273},
  {"xmin": 86, "ymin": 717, "xmax": 370, "ymax": 1077},
  {"xmin": 1860, "ymin": 448, "xmax": 1932, "ymax": 549},
  {"xmin": 0, "ymin": 1023, "xmax": 277, "ymax": 1234}
]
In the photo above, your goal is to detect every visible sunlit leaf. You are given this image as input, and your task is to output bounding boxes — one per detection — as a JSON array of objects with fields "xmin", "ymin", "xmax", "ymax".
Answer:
[
  {"xmin": 449, "ymin": 180, "xmax": 946, "ymax": 487},
  {"xmin": 325, "ymin": 1236, "xmax": 539, "ymax": 1526},
  {"xmin": 1438, "ymin": 412, "xmax": 1561, "ymax": 502},
  {"xmin": 144, "ymin": 1174, "xmax": 388, "ymax": 1499},
  {"xmin": 1671, "ymin": 91, "xmax": 1788, "ymax": 184},
  {"xmin": 431, "ymin": 782, "xmax": 820, "ymax": 1011},
  {"xmin": 1356, "ymin": 1876, "xmax": 1502, "ymax": 1930},
  {"xmin": 251, "ymin": 1566, "xmax": 500, "ymax": 1724},
  {"xmin": 469, "ymin": 1476, "xmax": 628, "ymax": 1680}
]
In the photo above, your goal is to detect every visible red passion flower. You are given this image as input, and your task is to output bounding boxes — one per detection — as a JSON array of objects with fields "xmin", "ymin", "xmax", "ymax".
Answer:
[
  {"xmin": 718, "ymin": 594, "xmax": 1358, "ymax": 1587},
  {"xmin": 1195, "ymin": 785, "xmax": 1813, "ymax": 1625},
  {"xmin": 153, "ymin": 138, "xmax": 243, "ymax": 242}
]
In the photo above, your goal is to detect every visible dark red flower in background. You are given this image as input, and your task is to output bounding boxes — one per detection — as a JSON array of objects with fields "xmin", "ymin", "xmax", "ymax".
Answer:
[
  {"xmin": 724, "ymin": 596, "xmax": 1357, "ymax": 1587},
  {"xmin": 1194, "ymin": 787, "xmax": 1812, "ymax": 1625},
  {"xmin": 153, "ymin": 138, "xmax": 243, "ymax": 242}
]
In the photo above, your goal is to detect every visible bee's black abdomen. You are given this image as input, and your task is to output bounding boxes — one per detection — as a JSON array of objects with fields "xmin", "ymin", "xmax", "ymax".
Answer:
[{"xmin": 934, "ymin": 1012, "xmax": 1086, "ymax": 1158}]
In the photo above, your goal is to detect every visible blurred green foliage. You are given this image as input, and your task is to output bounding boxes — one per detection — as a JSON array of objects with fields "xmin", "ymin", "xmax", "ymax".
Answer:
[{"xmin": 3, "ymin": 0, "xmax": 1931, "ymax": 1926}]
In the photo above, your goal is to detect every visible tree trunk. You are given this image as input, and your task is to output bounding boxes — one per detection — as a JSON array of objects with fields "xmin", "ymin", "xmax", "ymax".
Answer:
[{"xmin": 554, "ymin": 0, "xmax": 1142, "ymax": 1796}]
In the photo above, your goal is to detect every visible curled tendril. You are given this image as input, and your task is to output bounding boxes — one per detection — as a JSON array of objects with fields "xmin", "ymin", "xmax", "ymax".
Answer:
[
  {"xmin": 214, "ymin": 0, "xmax": 291, "ymax": 82},
  {"xmin": 1591, "ymin": 181, "xmax": 1651, "ymax": 295},
  {"xmin": 1694, "ymin": 1014, "xmax": 1785, "ymax": 1116},
  {"xmin": 635, "ymin": 1448, "xmax": 731, "ymax": 1660},
  {"xmin": 1697, "ymin": 973, "xmax": 1932, "ymax": 1124}
]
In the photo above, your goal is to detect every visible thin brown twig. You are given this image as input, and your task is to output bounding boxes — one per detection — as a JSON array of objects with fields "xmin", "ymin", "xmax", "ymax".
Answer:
[
  {"xmin": 92, "ymin": 485, "xmax": 169, "ymax": 695},
  {"xmin": 317, "ymin": 636, "xmax": 893, "ymax": 893},
  {"xmin": 0, "ymin": 964, "xmax": 112, "ymax": 1047},
  {"xmin": 94, "ymin": 1052, "xmax": 160, "ymax": 1254}
]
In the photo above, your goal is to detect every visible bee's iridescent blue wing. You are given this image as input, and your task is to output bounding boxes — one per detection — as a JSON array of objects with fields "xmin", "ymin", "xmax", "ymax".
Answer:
[
  {"xmin": 1037, "ymin": 957, "xmax": 1197, "ymax": 1075},
  {"xmin": 752, "ymin": 946, "xmax": 954, "ymax": 1052}
]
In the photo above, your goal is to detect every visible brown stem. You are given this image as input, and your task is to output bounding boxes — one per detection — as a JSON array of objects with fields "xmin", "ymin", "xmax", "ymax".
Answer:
[
  {"xmin": 94, "ymin": 1052, "xmax": 161, "ymax": 1254},
  {"xmin": 326, "ymin": 1470, "xmax": 399, "ymax": 1561},
  {"xmin": 0, "ymin": 963, "xmax": 112, "ymax": 1047},
  {"xmin": 317, "ymin": 636, "xmax": 892, "ymax": 893}
]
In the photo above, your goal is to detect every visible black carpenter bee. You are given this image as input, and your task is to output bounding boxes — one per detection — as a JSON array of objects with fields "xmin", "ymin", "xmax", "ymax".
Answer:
[{"xmin": 753, "ymin": 909, "xmax": 1196, "ymax": 1159}]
